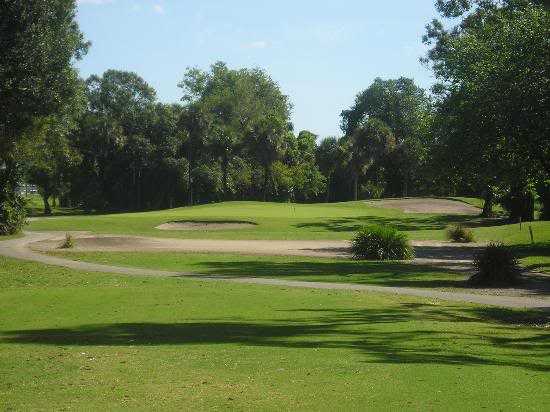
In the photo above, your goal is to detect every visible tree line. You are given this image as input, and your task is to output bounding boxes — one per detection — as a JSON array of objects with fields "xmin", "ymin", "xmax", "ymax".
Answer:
[{"xmin": 1, "ymin": 0, "xmax": 548, "ymax": 235}]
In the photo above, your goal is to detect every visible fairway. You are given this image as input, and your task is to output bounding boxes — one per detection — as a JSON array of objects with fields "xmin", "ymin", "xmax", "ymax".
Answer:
[
  {"xmin": 27, "ymin": 199, "xmax": 550, "ymax": 243},
  {"xmin": 1, "ymin": 256, "xmax": 549, "ymax": 410},
  {"xmin": 2, "ymin": 1, "xmax": 549, "ymax": 409}
]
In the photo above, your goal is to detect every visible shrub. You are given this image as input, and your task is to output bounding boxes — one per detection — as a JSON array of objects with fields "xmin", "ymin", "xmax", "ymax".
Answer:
[
  {"xmin": 0, "ymin": 195, "xmax": 27, "ymax": 235},
  {"xmin": 446, "ymin": 224, "xmax": 475, "ymax": 243},
  {"xmin": 60, "ymin": 233, "xmax": 75, "ymax": 249},
  {"xmin": 468, "ymin": 243, "xmax": 520, "ymax": 286},
  {"xmin": 351, "ymin": 225, "xmax": 414, "ymax": 261}
]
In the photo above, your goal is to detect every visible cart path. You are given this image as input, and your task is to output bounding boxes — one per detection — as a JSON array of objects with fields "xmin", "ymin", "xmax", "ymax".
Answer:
[{"xmin": 0, "ymin": 231, "xmax": 548, "ymax": 309}]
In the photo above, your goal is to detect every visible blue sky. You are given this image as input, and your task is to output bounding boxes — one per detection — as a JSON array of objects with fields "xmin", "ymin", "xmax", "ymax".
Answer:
[{"xmin": 76, "ymin": 0, "xmax": 439, "ymax": 137}]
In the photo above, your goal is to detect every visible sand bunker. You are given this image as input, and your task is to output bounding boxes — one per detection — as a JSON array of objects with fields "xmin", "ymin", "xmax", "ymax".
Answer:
[
  {"xmin": 156, "ymin": 221, "xmax": 256, "ymax": 231},
  {"xmin": 30, "ymin": 234, "xmax": 351, "ymax": 259},
  {"xmin": 366, "ymin": 198, "xmax": 480, "ymax": 215}
]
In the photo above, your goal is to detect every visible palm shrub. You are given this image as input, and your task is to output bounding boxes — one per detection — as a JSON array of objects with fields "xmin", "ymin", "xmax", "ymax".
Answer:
[
  {"xmin": 60, "ymin": 233, "xmax": 75, "ymax": 249},
  {"xmin": 351, "ymin": 225, "xmax": 414, "ymax": 260},
  {"xmin": 468, "ymin": 243, "xmax": 520, "ymax": 286},
  {"xmin": 446, "ymin": 224, "xmax": 475, "ymax": 243}
]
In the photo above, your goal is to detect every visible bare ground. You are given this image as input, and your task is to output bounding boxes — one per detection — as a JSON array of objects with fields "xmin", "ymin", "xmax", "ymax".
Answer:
[{"xmin": 365, "ymin": 198, "xmax": 481, "ymax": 214}]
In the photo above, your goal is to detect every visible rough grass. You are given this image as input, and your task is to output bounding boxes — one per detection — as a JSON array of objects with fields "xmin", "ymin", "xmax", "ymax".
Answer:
[{"xmin": 0, "ymin": 256, "xmax": 549, "ymax": 410}]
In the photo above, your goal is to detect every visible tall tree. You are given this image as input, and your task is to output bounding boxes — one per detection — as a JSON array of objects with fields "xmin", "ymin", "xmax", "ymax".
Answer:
[
  {"xmin": 424, "ymin": 0, "xmax": 550, "ymax": 220},
  {"xmin": 316, "ymin": 137, "xmax": 342, "ymax": 202},
  {"xmin": 341, "ymin": 78, "xmax": 432, "ymax": 197},
  {"xmin": 0, "ymin": 0, "xmax": 88, "ymax": 233},
  {"xmin": 349, "ymin": 118, "xmax": 395, "ymax": 201}
]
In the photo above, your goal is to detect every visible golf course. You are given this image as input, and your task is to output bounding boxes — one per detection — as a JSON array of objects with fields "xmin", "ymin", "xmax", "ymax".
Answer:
[
  {"xmin": 1, "ymin": 198, "xmax": 549, "ymax": 410},
  {"xmin": 2, "ymin": 0, "xmax": 549, "ymax": 410}
]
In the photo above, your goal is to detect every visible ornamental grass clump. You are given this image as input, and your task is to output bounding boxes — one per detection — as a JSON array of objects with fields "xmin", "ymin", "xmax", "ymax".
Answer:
[
  {"xmin": 351, "ymin": 225, "xmax": 414, "ymax": 261},
  {"xmin": 60, "ymin": 233, "xmax": 75, "ymax": 249},
  {"xmin": 446, "ymin": 224, "xmax": 475, "ymax": 243},
  {"xmin": 468, "ymin": 242, "xmax": 520, "ymax": 286}
]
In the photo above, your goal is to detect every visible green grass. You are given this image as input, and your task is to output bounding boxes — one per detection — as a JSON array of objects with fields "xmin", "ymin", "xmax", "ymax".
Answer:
[
  {"xmin": 448, "ymin": 196, "xmax": 504, "ymax": 213},
  {"xmin": 27, "ymin": 199, "xmax": 550, "ymax": 272},
  {"xmin": 23, "ymin": 193, "xmax": 82, "ymax": 217},
  {"xmin": 27, "ymin": 200, "xmax": 487, "ymax": 241},
  {"xmin": 1, "ymin": 256, "xmax": 549, "ymax": 410},
  {"xmin": 53, "ymin": 251, "xmax": 468, "ymax": 289}
]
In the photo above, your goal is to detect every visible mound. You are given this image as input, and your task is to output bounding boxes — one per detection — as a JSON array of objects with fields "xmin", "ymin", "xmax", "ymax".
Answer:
[
  {"xmin": 366, "ymin": 198, "xmax": 480, "ymax": 215},
  {"xmin": 155, "ymin": 221, "xmax": 256, "ymax": 231}
]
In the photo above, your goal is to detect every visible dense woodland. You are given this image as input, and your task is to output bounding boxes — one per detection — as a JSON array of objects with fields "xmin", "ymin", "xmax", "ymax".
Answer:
[{"xmin": 1, "ymin": 0, "xmax": 549, "ymax": 235}]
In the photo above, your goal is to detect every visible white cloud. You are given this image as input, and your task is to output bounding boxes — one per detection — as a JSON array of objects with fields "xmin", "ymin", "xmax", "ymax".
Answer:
[
  {"xmin": 243, "ymin": 40, "xmax": 269, "ymax": 50},
  {"xmin": 153, "ymin": 4, "xmax": 164, "ymax": 14}
]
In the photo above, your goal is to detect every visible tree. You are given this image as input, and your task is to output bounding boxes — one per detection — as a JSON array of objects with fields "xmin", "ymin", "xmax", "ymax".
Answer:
[
  {"xmin": 73, "ymin": 70, "xmax": 158, "ymax": 211},
  {"xmin": 349, "ymin": 118, "xmax": 395, "ymax": 201},
  {"xmin": 0, "ymin": 0, "xmax": 88, "ymax": 233},
  {"xmin": 424, "ymin": 0, "xmax": 550, "ymax": 220},
  {"xmin": 341, "ymin": 78, "xmax": 432, "ymax": 197},
  {"xmin": 316, "ymin": 137, "xmax": 343, "ymax": 202},
  {"xmin": 246, "ymin": 114, "xmax": 290, "ymax": 201},
  {"xmin": 179, "ymin": 63, "xmax": 292, "ymax": 202},
  {"xmin": 178, "ymin": 104, "xmax": 210, "ymax": 205}
]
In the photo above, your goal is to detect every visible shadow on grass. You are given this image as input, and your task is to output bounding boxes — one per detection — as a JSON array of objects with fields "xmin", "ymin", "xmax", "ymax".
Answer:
[
  {"xmin": 294, "ymin": 215, "xmax": 507, "ymax": 234},
  {"xmin": 186, "ymin": 260, "xmax": 468, "ymax": 289},
  {"xmin": 2, "ymin": 303, "xmax": 548, "ymax": 371}
]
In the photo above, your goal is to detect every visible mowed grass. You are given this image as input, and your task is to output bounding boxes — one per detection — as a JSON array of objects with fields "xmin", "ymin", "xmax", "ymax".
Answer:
[
  {"xmin": 28, "ymin": 200, "xmax": 477, "ymax": 241},
  {"xmin": 0, "ymin": 256, "xmax": 549, "ymax": 410},
  {"xmin": 53, "ymin": 251, "xmax": 469, "ymax": 289},
  {"xmin": 27, "ymin": 200, "xmax": 550, "ymax": 245}
]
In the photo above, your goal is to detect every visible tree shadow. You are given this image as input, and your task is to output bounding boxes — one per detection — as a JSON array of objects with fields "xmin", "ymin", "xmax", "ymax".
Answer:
[
  {"xmin": 186, "ymin": 259, "xmax": 468, "ymax": 289},
  {"xmin": 294, "ymin": 215, "xmax": 507, "ymax": 234},
  {"xmin": 2, "ymin": 303, "xmax": 548, "ymax": 371}
]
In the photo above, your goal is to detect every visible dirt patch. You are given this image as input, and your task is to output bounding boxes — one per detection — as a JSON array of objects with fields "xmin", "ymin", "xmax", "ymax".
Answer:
[
  {"xmin": 366, "ymin": 198, "xmax": 480, "ymax": 214},
  {"xmin": 156, "ymin": 221, "xmax": 257, "ymax": 231}
]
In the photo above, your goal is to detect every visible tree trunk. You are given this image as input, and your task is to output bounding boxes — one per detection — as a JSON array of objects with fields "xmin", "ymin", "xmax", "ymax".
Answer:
[
  {"xmin": 187, "ymin": 154, "xmax": 194, "ymax": 206},
  {"xmin": 352, "ymin": 173, "xmax": 358, "ymax": 201},
  {"xmin": 263, "ymin": 164, "xmax": 270, "ymax": 202},
  {"xmin": 325, "ymin": 174, "xmax": 331, "ymax": 203},
  {"xmin": 42, "ymin": 193, "xmax": 52, "ymax": 215},
  {"xmin": 481, "ymin": 186, "xmax": 494, "ymax": 217},
  {"xmin": 222, "ymin": 153, "xmax": 229, "ymax": 201}
]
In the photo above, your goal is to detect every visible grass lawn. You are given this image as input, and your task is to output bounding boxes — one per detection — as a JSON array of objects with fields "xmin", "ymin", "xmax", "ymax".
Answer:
[
  {"xmin": 27, "ymin": 200, "xmax": 550, "ymax": 245},
  {"xmin": 27, "ymin": 200, "xmax": 479, "ymax": 241},
  {"xmin": 53, "ymin": 251, "xmax": 469, "ymax": 289},
  {"xmin": 28, "ymin": 199, "xmax": 550, "ymax": 274},
  {"xmin": 0, "ymin": 256, "xmax": 549, "ymax": 410}
]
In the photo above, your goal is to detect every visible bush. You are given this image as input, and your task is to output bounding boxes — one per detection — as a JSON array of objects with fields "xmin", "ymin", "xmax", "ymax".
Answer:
[
  {"xmin": 351, "ymin": 225, "xmax": 414, "ymax": 260},
  {"xmin": 60, "ymin": 233, "xmax": 75, "ymax": 249},
  {"xmin": 446, "ymin": 224, "xmax": 475, "ymax": 243},
  {"xmin": 468, "ymin": 243, "xmax": 520, "ymax": 286},
  {"xmin": 0, "ymin": 195, "xmax": 27, "ymax": 235}
]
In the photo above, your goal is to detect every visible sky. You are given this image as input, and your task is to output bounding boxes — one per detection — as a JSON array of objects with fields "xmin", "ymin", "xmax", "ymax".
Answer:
[{"xmin": 76, "ymin": 0, "xmax": 440, "ymax": 138}]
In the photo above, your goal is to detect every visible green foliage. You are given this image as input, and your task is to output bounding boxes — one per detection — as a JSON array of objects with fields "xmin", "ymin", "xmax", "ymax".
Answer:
[
  {"xmin": 349, "ymin": 118, "xmax": 395, "ymax": 200},
  {"xmin": 351, "ymin": 225, "xmax": 414, "ymax": 260},
  {"xmin": 446, "ymin": 224, "xmax": 475, "ymax": 243},
  {"xmin": 0, "ymin": 0, "xmax": 88, "ymax": 153},
  {"xmin": 425, "ymin": 1, "xmax": 550, "ymax": 218},
  {"xmin": 537, "ymin": 180, "xmax": 550, "ymax": 220},
  {"xmin": 469, "ymin": 243, "xmax": 521, "ymax": 286},
  {"xmin": 0, "ymin": 195, "xmax": 27, "ymax": 236},
  {"xmin": 341, "ymin": 77, "xmax": 433, "ymax": 197}
]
